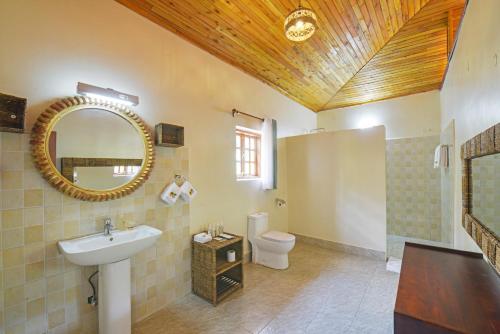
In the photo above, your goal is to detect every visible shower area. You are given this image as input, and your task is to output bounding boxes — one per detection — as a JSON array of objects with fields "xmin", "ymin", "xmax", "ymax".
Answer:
[{"xmin": 386, "ymin": 122, "xmax": 455, "ymax": 260}]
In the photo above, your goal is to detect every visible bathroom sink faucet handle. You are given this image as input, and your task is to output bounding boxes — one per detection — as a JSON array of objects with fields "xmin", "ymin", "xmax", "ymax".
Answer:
[{"xmin": 103, "ymin": 218, "xmax": 114, "ymax": 236}]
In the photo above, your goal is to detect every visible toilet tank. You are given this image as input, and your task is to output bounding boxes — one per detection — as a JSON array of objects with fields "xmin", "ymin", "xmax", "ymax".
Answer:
[{"xmin": 247, "ymin": 212, "xmax": 269, "ymax": 243}]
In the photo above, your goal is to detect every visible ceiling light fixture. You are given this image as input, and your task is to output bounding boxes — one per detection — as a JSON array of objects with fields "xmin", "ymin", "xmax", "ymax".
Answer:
[
  {"xmin": 284, "ymin": 1, "xmax": 318, "ymax": 42},
  {"xmin": 77, "ymin": 82, "xmax": 139, "ymax": 106}
]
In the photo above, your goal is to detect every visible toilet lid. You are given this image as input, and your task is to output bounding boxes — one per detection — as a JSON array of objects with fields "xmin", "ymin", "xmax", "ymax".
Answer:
[{"xmin": 261, "ymin": 231, "xmax": 295, "ymax": 243}]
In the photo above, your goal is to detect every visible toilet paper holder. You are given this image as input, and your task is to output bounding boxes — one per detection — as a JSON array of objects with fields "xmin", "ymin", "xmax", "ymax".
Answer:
[{"xmin": 276, "ymin": 198, "xmax": 287, "ymax": 208}]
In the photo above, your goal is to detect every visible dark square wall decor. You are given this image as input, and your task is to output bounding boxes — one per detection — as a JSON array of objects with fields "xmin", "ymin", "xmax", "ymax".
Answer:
[
  {"xmin": 155, "ymin": 123, "xmax": 184, "ymax": 147},
  {"xmin": 0, "ymin": 92, "xmax": 26, "ymax": 133}
]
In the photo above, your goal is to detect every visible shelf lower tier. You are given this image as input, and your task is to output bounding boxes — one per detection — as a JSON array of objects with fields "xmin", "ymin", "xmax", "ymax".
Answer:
[{"xmin": 216, "ymin": 275, "xmax": 241, "ymax": 303}]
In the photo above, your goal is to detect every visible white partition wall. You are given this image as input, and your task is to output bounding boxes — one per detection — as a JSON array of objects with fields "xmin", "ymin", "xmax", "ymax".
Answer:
[{"xmin": 285, "ymin": 126, "xmax": 387, "ymax": 253}]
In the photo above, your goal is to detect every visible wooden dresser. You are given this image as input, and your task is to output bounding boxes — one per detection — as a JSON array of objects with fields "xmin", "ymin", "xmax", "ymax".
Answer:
[{"xmin": 395, "ymin": 243, "xmax": 500, "ymax": 334}]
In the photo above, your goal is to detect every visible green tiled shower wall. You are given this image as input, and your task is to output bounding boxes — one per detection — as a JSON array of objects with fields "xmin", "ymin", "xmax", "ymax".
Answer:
[
  {"xmin": 386, "ymin": 135, "xmax": 442, "ymax": 241},
  {"xmin": 440, "ymin": 122, "xmax": 454, "ymax": 245}
]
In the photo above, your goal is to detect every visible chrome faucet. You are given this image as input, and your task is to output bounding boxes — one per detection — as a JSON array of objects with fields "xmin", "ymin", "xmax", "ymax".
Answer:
[{"xmin": 103, "ymin": 218, "xmax": 114, "ymax": 236}]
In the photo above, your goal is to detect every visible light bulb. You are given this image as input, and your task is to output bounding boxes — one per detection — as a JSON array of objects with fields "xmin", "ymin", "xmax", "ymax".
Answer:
[{"xmin": 83, "ymin": 92, "xmax": 135, "ymax": 106}]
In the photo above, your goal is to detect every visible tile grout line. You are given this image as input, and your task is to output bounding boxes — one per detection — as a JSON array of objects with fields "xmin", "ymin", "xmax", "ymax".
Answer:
[
  {"xmin": 302, "ymin": 273, "xmax": 336, "ymax": 333},
  {"xmin": 347, "ymin": 267, "xmax": 378, "ymax": 332}
]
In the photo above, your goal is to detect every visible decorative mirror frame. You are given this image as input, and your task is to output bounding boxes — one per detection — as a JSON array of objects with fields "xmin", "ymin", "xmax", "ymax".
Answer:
[
  {"xmin": 461, "ymin": 122, "xmax": 500, "ymax": 273},
  {"xmin": 31, "ymin": 96, "xmax": 154, "ymax": 201}
]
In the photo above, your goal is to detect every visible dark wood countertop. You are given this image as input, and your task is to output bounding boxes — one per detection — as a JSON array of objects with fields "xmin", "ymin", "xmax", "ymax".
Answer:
[{"xmin": 395, "ymin": 242, "xmax": 500, "ymax": 334}]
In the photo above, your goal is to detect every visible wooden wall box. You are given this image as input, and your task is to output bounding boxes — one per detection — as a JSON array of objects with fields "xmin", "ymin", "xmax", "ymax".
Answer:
[
  {"xmin": 155, "ymin": 123, "xmax": 184, "ymax": 147},
  {"xmin": 0, "ymin": 92, "xmax": 26, "ymax": 133}
]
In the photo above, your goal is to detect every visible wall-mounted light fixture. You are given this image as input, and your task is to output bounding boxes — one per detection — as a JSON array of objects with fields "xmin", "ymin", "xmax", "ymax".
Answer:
[{"xmin": 76, "ymin": 82, "xmax": 139, "ymax": 106}]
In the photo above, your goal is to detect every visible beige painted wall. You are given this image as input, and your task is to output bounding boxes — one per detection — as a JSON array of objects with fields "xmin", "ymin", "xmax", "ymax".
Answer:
[
  {"xmin": 318, "ymin": 91, "xmax": 441, "ymax": 139},
  {"xmin": 285, "ymin": 126, "xmax": 387, "ymax": 252},
  {"xmin": 0, "ymin": 0, "xmax": 316, "ymax": 247},
  {"xmin": 440, "ymin": 0, "xmax": 500, "ymax": 252}
]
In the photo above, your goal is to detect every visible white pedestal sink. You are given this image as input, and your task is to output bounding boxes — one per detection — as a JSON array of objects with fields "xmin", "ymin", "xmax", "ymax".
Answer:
[{"xmin": 58, "ymin": 225, "xmax": 162, "ymax": 334}]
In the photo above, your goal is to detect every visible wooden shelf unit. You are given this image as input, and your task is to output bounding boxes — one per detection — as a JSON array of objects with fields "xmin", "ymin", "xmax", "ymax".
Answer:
[{"xmin": 192, "ymin": 233, "xmax": 243, "ymax": 305}]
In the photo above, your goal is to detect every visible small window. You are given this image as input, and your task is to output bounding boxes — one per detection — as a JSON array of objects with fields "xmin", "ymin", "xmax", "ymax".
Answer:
[{"xmin": 235, "ymin": 126, "xmax": 261, "ymax": 179}]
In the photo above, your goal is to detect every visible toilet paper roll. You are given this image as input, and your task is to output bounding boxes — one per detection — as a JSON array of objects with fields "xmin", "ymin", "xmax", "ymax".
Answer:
[
  {"xmin": 227, "ymin": 250, "xmax": 236, "ymax": 263},
  {"xmin": 160, "ymin": 182, "xmax": 181, "ymax": 206}
]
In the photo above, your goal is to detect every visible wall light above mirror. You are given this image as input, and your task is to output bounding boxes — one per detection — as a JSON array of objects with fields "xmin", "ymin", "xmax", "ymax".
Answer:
[
  {"xmin": 77, "ymin": 82, "xmax": 139, "ymax": 106},
  {"xmin": 31, "ymin": 96, "xmax": 154, "ymax": 201}
]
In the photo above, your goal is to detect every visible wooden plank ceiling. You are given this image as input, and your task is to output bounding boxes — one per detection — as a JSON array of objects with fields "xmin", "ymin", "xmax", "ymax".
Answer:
[{"xmin": 117, "ymin": 0, "xmax": 466, "ymax": 112}]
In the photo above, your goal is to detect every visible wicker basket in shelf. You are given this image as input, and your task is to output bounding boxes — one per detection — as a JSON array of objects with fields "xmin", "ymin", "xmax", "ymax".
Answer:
[{"xmin": 191, "ymin": 233, "xmax": 244, "ymax": 305}]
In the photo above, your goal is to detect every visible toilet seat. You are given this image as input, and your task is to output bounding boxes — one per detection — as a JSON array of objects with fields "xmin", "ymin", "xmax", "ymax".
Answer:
[{"xmin": 261, "ymin": 230, "xmax": 295, "ymax": 243}]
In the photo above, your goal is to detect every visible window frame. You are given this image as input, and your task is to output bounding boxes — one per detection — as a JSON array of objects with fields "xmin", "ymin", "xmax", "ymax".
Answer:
[{"xmin": 235, "ymin": 126, "xmax": 261, "ymax": 180}]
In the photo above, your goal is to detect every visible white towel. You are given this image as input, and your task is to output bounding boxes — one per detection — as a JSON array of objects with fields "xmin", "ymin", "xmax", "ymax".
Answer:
[
  {"xmin": 440, "ymin": 145, "xmax": 449, "ymax": 168},
  {"xmin": 160, "ymin": 182, "xmax": 181, "ymax": 206},
  {"xmin": 194, "ymin": 232, "xmax": 212, "ymax": 244},
  {"xmin": 434, "ymin": 144, "xmax": 450, "ymax": 169},
  {"xmin": 180, "ymin": 181, "xmax": 197, "ymax": 203},
  {"xmin": 433, "ymin": 145, "xmax": 441, "ymax": 168}
]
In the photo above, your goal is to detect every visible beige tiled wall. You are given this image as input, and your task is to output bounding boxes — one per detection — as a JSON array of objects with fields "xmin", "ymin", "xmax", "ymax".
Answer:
[
  {"xmin": 386, "ymin": 136, "xmax": 442, "ymax": 241},
  {"xmin": 0, "ymin": 132, "xmax": 191, "ymax": 334},
  {"xmin": 471, "ymin": 154, "xmax": 500, "ymax": 236}
]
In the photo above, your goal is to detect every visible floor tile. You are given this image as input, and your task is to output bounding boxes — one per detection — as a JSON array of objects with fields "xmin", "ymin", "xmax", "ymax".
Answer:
[{"xmin": 133, "ymin": 242, "xmax": 399, "ymax": 334}]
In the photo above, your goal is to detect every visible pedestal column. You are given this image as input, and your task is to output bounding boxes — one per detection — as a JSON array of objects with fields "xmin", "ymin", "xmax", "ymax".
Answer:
[{"xmin": 98, "ymin": 258, "xmax": 131, "ymax": 334}]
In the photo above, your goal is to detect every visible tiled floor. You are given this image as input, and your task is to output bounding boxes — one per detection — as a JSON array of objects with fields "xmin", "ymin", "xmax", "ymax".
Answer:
[{"xmin": 133, "ymin": 242, "xmax": 399, "ymax": 334}]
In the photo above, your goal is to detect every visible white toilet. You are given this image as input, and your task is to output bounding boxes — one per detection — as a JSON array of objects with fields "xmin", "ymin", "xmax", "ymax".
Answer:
[{"xmin": 247, "ymin": 212, "xmax": 295, "ymax": 269}]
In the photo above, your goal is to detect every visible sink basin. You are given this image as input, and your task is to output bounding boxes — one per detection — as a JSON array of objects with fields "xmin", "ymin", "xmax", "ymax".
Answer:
[
  {"xmin": 58, "ymin": 225, "xmax": 162, "ymax": 266},
  {"xmin": 58, "ymin": 224, "xmax": 162, "ymax": 334}
]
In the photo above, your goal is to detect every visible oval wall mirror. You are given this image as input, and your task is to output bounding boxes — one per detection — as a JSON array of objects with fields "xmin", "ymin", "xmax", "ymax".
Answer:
[{"xmin": 31, "ymin": 96, "xmax": 154, "ymax": 201}]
